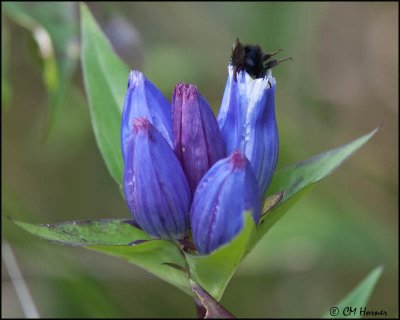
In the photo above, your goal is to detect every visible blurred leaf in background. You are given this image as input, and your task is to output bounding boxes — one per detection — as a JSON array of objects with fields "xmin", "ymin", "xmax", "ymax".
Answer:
[
  {"xmin": 3, "ymin": 2, "xmax": 79, "ymax": 138},
  {"xmin": 2, "ymin": 14, "xmax": 12, "ymax": 109},
  {"xmin": 2, "ymin": 2, "xmax": 398, "ymax": 318}
]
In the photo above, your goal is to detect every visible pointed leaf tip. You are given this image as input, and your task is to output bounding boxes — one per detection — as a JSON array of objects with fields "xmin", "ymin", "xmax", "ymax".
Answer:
[
  {"xmin": 80, "ymin": 1, "xmax": 129, "ymax": 187},
  {"xmin": 11, "ymin": 218, "xmax": 150, "ymax": 246},
  {"xmin": 323, "ymin": 265, "xmax": 384, "ymax": 318},
  {"xmin": 256, "ymin": 126, "xmax": 380, "ymax": 246}
]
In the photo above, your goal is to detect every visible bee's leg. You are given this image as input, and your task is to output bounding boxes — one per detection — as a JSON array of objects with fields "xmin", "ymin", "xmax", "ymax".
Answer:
[
  {"xmin": 262, "ymin": 49, "xmax": 283, "ymax": 61},
  {"xmin": 264, "ymin": 57, "xmax": 293, "ymax": 70}
]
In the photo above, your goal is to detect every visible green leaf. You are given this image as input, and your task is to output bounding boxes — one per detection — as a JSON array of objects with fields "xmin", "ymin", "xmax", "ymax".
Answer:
[
  {"xmin": 11, "ymin": 217, "xmax": 191, "ymax": 295},
  {"xmin": 11, "ymin": 214, "xmax": 257, "ymax": 302},
  {"xmin": 80, "ymin": 3, "xmax": 129, "ymax": 186},
  {"xmin": 186, "ymin": 213, "xmax": 256, "ymax": 301},
  {"xmin": 90, "ymin": 241, "xmax": 191, "ymax": 295},
  {"xmin": 323, "ymin": 266, "xmax": 384, "ymax": 318},
  {"xmin": 3, "ymin": 2, "xmax": 79, "ymax": 137},
  {"xmin": 11, "ymin": 218, "xmax": 150, "ymax": 246},
  {"xmin": 256, "ymin": 127, "xmax": 379, "ymax": 245},
  {"xmin": 2, "ymin": 18, "xmax": 11, "ymax": 109}
]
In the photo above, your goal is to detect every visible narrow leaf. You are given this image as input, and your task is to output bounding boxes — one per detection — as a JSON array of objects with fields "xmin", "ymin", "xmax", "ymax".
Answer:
[
  {"xmin": 266, "ymin": 127, "xmax": 379, "ymax": 200},
  {"xmin": 11, "ymin": 218, "xmax": 150, "ymax": 246},
  {"xmin": 90, "ymin": 241, "xmax": 191, "ymax": 295},
  {"xmin": 323, "ymin": 266, "xmax": 384, "ymax": 318},
  {"xmin": 80, "ymin": 3, "xmax": 129, "ymax": 186},
  {"xmin": 257, "ymin": 127, "xmax": 379, "ymax": 244},
  {"xmin": 11, "ymin": 217, "xmax": 191, "ymax": 295}
]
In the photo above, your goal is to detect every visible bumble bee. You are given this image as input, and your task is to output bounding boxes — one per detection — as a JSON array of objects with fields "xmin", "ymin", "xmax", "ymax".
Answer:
[{"xmin": 230, "ymin": 38, "xmax": 291, "ymax": 81}]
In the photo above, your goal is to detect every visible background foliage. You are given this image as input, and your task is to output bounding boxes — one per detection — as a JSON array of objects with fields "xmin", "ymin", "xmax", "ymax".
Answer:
[{"xmin": 2, "ymin": 2, "xmax": 398, "ymax": 317}]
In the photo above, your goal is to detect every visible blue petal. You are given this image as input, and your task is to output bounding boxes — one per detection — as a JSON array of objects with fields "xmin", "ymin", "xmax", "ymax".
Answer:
[
  {"xmin": 217, "ymin": 66, "xmax": 279, "ymax": 194},
  {"xmin": 124, "ymin": 118, "xmax": 190, "ymax": 239},
  {"xmin": 217, "ymin": 69, "xmax": 242, "ymax": 154},
  {"xmin": 190, "ymin": 151, "xmax": 261, "ymax": 255},
  {"xmin": 121, "ymin": 71, "xmax": 173, "ymax": 163}
]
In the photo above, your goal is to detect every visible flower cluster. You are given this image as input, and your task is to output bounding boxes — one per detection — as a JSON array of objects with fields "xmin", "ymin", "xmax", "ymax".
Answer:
[{"xmin": 122, "ymin": 56, "xmax": 279, "ymax": 255}]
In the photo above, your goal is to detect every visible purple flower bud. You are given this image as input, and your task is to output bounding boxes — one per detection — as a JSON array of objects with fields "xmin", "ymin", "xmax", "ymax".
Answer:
[
  {"xmin": 121, "ymin": 71, "xmax": 173, "ymax": 163},
  {"xmin": 172, "ymin": 83, "xmax": 226, "ymax": 195},
  {"xmin": 217, "ymin": 66, "xmax": 279, "ymax": 195},
  {"xmin": 190, "ymin": 151, "xmax": 261, "ymax": 255},
  {"xmin": 123, "ymin": 117, "xmax": 191, "ymax": 239}
]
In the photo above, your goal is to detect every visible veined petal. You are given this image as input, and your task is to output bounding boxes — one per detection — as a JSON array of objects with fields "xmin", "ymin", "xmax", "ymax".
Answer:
[
  {"xmin": 121, "ymin": 70, "xmax": 173, "ymax": 163},
  {"xmin": 217, "ymin": 66, "xmax": 278, "ymax": 194},
  {"xmin": 172, "ymin": 83, "xmax": 225, "ymax": 195},
  {"xmin": 123, "ymin": 117, "xmax": 190, "ymax": 239},
  {"xmin": 190, "ymin": 151, "xmax": 261, "ymax": 255}
]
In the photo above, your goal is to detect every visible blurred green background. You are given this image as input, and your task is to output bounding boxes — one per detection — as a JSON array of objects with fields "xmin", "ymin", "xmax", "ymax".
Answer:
[{"xmin": 2, "ymin": 2, "xmax": 398, "ymax": 318}]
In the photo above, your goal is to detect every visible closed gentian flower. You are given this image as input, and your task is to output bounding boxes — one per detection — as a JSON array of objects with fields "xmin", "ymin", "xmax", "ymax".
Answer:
[
  {"xmin": 121, "ymin": 70, "xmax": 173, "ymax": 163},
  {"xmin": 190, "ymin": 151, "xmax": 261, "ymax": 255},
  {"xmin": 123, "ymin": 117, "xmax": 191, "ymax": 239},
  {"xmin": 217, "ymin": 66, "xmax": 279, "ymax": 195},
  {"xmin": 172, "ymin": 83, "xmax": 226, "ymax": 194}
]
